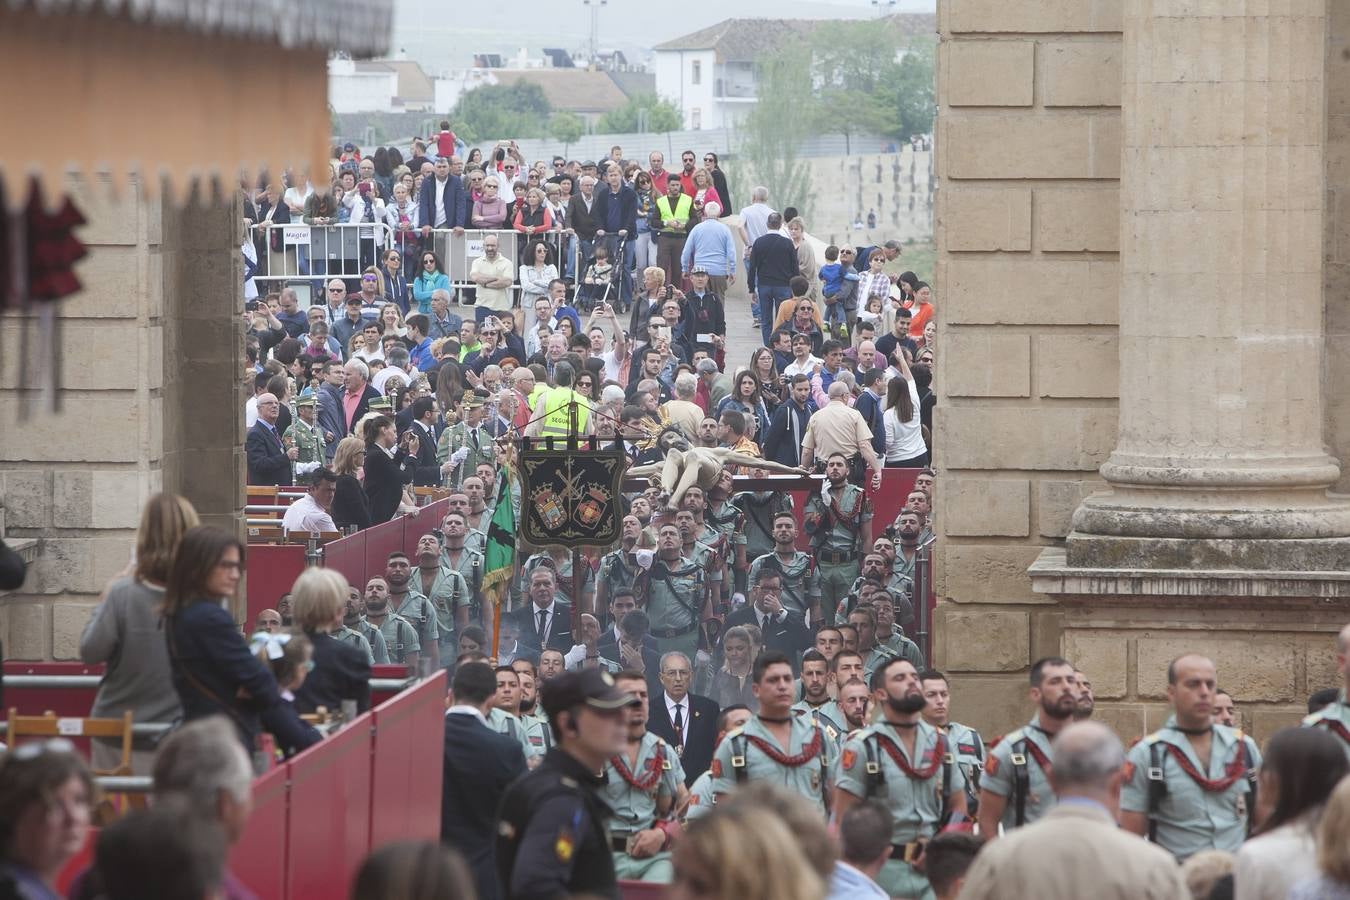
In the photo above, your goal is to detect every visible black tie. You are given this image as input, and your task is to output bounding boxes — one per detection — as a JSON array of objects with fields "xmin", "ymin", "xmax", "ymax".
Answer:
[
  {"xmin": 672, "ymin": 703, "xmax": 684, "ymax": 747},
  {"xmin": 537, "ymin": 608, "xmax": 548, "ymax": 645}
]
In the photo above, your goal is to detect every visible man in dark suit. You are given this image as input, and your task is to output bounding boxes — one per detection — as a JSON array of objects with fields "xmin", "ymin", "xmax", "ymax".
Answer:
[
  {"xmin": 406, "ymin": 396, "xmax": 447, "ymax": 486},
  {"xmin": 511, "ymin": 567, "xmax": 574, "ymax": 656},
  {"xmin": 245, "ymin": 392, "xmax": 295, "ymax": 485},
  {"xmin": 417, "ymin": 157, "xmax": 470, "ymax": 236},
  {"xmin": 341, "ymin": 359, "xmax": 382, "ymax": 435},
  {"xmin": 443, "ymin": 661, "xmax": 527, "ymax": 900},
  {"xmin": 851, "ymin": 367, "xmax": 888, "ymax": 459},
  {"xmin": 595, "ymin": 588, "xmax": 659, "ymax": 661},
  {"xmin": 646, "ymin": 649, "xmax": 719, "ymax": 787},
  {"xmin": 725, "ymin": 569, "xmax": 811, "ymax": 669}
]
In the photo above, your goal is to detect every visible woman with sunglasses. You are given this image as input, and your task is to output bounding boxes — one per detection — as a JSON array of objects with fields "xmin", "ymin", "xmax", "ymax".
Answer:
[
  {"xmin": 164, "ymin": 526, "xmax": 321, "ymax": 758},
  {"xmin": 412, "ymin": 250, "xmax": 450, "ymax": 316},
  {"xmin": 702, "ymin": 152, "xmax": 731, "ymax": 216}
]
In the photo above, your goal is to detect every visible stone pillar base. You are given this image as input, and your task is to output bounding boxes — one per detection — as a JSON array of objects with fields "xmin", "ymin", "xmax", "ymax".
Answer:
[{"xmin": 1065, "ymin": 533, "xmax": 1350, "ymax": 571}]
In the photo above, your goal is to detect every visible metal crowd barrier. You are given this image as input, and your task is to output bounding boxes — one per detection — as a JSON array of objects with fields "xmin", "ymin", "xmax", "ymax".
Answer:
[
  {"xmin": 252, "ymin": 222, "xmax": 396, "ymax": 285},
  {"xmin": 423, "ymin": 227, "xmax": 580, "ymax": 293}
]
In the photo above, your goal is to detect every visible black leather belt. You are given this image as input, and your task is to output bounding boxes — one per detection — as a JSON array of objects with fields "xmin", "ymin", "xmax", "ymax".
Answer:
[
  {"xmin": 652, "ymin": 623, "xmax": 698, "ymax": 639},
  {"xmin": 889, "ymin": 840, "xmax": 926, "ymax": 863},
  {"xmin": 611, "ymin": 836, "xmax": 632, "ymax": 852},
  {"xmin": 818, "ymin": 550, "xmax": 859, "ymax": 564}
]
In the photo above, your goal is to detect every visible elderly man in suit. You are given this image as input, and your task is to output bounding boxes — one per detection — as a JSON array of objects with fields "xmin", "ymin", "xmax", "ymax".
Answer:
[
  {"xmin": 646, "ymin": 650, "xmax": 719, "ymax": 787},
  {"xmin": 443, "ymin": 660, "xmax": 527, "ymax": 900},
  {"xmin": 340, "ymin": 359, "xmax": 381, "ymax": 435},
  {"xmin": 511, "ymin": 567, "xmax": 574, "ymax": 656},
  {"xmin": 417, "ymin": 156, "xmax": 469, "ymax": 236},
  {"xmin": 246, "ymin": 393, "xmax": 295, "ymax": 485},
  {"xmin": 958, "ymin": 722, "xmax": 1189, "ymax": 900}
]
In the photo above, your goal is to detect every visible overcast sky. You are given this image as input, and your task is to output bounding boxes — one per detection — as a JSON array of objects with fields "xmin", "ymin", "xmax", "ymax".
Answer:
[{"xmin": 390, "ymin": 0, "xmax": 936, "ymax": 73}]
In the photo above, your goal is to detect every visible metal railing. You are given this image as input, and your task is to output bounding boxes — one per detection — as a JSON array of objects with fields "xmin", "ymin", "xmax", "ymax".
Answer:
[{"xmin": 251, "ymin": 222, "xmax": 397, "ymax": 284}]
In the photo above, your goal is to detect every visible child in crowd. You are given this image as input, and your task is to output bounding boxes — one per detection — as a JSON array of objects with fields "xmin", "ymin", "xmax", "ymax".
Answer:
[
  {"xmin": 579, "ymin": 245, "xmax": 615, "ymax": 311},
  {"xmin": 435, "ymin": 120, "xmax": 457, "ymax": 160},
  {"xmin": 251, "ymin": 631, "xmax": 314, "ymax": 707},
  {"xmin": 857, "ymin": 292, "xmax": 885, "ymax": 332},
  {"xmin": 818, "ymin": 245, "xmax": 859, "ymax": 339}
]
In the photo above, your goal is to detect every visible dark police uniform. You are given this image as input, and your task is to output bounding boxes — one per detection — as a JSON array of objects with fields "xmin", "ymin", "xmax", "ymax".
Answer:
[{"xmin": 495, "ymin": 668, "xmax": 639, "ymax": 900}]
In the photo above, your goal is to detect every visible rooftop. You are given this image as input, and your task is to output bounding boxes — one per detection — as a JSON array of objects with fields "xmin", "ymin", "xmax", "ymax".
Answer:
[
  {"xmin": 653, "ymin": 14, "xmax": 936, "ymax": 63},
  {"xmin": 492, "ymin": 69, "xmax": 630, "ymax": 114}
]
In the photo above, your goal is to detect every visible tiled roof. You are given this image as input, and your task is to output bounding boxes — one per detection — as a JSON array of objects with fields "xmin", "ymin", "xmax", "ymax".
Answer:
[
  {"xmin": 653, "ymin": 18, "xmax": 815, "ymax": 62},
  {"xmin": 493, "ymin": 70, "xmax": 629, "ymax": 114}
]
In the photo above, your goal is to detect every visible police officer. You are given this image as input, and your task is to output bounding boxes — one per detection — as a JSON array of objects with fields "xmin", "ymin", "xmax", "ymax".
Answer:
[
  {"xmin": 360, "ymin": 575, "xmax": 420, "ymax": 670},
  {"xmin": 919, "ymin": 670, "xmax": 984, "ymax": 817},
  {"xmin": 496, "ymin": 667, "xmax": 639, "ymax": 899},
  {"xmin": 711, "ymin": 650, "xmax": 839, "ymax": 816},
  {"xmin": 646, "ymin": 523, "xmax": 708, "ymax": 659},
  {"xmin": 978, "ymin": 656, "xmax": 1077, "ymax": 836},
  {"xmin": 792, "ymin": 649, "xmax": 845, "ymax": 745},
  {"xmin": 748, "ymin": 512, "xmax": 822, "ymax": 625},
  {"xmin": 412, "ymin": 533, "xmax": 470, "ymax": 668},
  {"xmin": 833, "ymin": 657, "xmax": 967, "ymax": 899},
  {"xmin": 1303, "ymin": 623, "xmax": 1350, "ymax": 759},
  {"xmin": 385, "ymin": 551, "xmax": 441, "ymax": 666},
  {"xmin": 804, "ymin": 453, "xmax": 872, "ymax": 623},
  {"xmin": 284, "ymin": 388, "xmax": 326, "ymax": 483},
  {"xmin": 601, "ymin": 671, "xmax": 685, "ymax": 882},
  {"xmin": 1120, "ymin": 654, "xmax": 1261, "ymax": 860}
]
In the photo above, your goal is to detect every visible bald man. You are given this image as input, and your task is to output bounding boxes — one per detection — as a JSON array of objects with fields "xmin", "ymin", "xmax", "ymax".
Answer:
[
  {"xmin": 246, "ymin": 392, "xmax": 296, "ymax": 485},
  {"xmin": 1303, "ymin": 622, "xmax": 1350, "ymax": 760}
]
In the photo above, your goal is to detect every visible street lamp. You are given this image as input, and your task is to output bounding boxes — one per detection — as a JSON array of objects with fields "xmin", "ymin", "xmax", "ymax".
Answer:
[
  {"xmin": 871, "ymin": 0, "xmax": 896, "ymax": 16},
  {"xmin": 583, "ymin": 0, "xmax": 608, "ymax": 65}
]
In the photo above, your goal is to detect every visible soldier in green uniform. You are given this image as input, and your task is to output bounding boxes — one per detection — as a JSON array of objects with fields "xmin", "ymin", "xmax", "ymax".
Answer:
[
  {"xmin": 703, "ymin": 473, "xmax": 747, "ymax": 596},
  {"xmin": 978, "ymin": 656, "xmax": 1078, "ymax": 836},
  {"xmin": 919, "ymin": 669, "xmax": 984, "ymax": 817},
  {"xmin": 732, "ymin": 470, "xmax": 794, "ymax": 596},
  {"xmin": 711, "ymin": 650, "xmax": 839, "ymax": 816},
  {"xmin": 676, "ymin": 509, "xmax": 722, "ymax": 613},
  {"xmin": 341, "ymin": 585, "xmax": 388, "ymax": 664},
  {"xmin": 890, "ymin": 511, "xmax": 923, "ymax": 593},
  {"xmin": 284, "ymin": 389, "xmax": 326, "ymax": 484},
  {"xmin": 1303, "ymin": 623, "xmax": 1350, "ymax": 759},
  {"xmin": 684, "ymin": 705, "xmax": 753, "ymax": 822},
  {"xmin": 384, "ymin": 551, "xmax": 441, "ymax": 667},
  {"xmin": 488, "ymin": 664, "xmax": 538, "ymax": 761},
  {"xmin": 804, "ymin": 453, "xmax": 872, "ymax": 624},
  {"xmin": 865, "ymin": 591, "xmax": 924, "ymax": 669},
  {"xmin": 596, "ymin": 515, "xmax": 647, "ymax": 615},
  {"xmin": 748, "ymin": 513, "xmax": 822, "ymax": 624},
  {"xmin": 847, "ymin": 605, "xmax": 908, "ymax": 682},
  {"xmin": 512, "ymin": 660, "xmax": 554, "ymax": 760},
  {"xmin": 437, "ymin": 393, "xmax": 496, "ymax": 488},
  {"xmin": 792, "ymin": 649, "xmax": 845, "ymax": 745},
  {"xmin": 601, "ymin": 672, "xmax": 685, "ymax": 882},
  {"xmin": 1120, "ymin": 654, "xmax": 1262, "ymax": 860},
  {"xmin": 833, "ymin": 657, "xmax": 967, "ymax": 899},
  {"xmin": 646, "ymin": 524, "xmax": 708, "ymax": 659},
  {"xmin": 360, "ymin": 575, "xmax": 420, "ymax": 670},
  {"xmin": 413, "ymin": 533, "xmax": 471, "ymax": 667},
  {"xmin": 438, "ymin": 509, "xmax": 484, "ymax": 626}
]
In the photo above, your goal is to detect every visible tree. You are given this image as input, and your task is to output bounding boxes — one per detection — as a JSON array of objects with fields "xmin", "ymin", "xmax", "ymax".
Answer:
[
  {"xmin": 452, "ymin": 82, "xmax": 551, "ymax": 143},
  {"xmin": 597, "ymin": 93, "xmax": 683, "ymax": 134},
  {"xmin": 890, "ymin": 38, "xmax": 936, "ymax": 139},
  {"xmin": 549, "ymin": 112, "xmax": 585, "ymax": 157},
  {"xmin": 808, "ymin": 21, "xmax": 904, "ymax": 151},
  {"xmin": 739, "ymin": 44, "xmax": 816, "ymax": 223}
]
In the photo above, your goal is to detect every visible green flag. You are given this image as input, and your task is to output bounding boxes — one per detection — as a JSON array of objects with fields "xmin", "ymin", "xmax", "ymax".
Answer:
[{"xmin": 483, "ymin": 463, "xmax": 516, "ymax": 596}]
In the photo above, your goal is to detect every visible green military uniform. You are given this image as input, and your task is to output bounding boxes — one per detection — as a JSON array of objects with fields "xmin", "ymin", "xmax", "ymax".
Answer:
[
  {"xmin": 350, "ymin": 619, "xmax": 389, "ymax": 664},
  {"xmin": 942, "ymin": 721, "xmax": 985, "ymax": 816},
  {"xmin": 487, "ymin": 706, "xmax": 536, "ymax": 760},
  {"xmin": 733, "ymin": 492, "xmax": 794, "ymax": 568},
  {"xmin": 391, "ymin": 589, "xmax": 440, "ymax": 666},
  {"xmin": 412, "ymin": 565, "xmax": 470, "ymax": 667},
  {"xmin": 333, "ymin": 625, "xmax": 375, "ymax": 665},
  {"xmin": 601, "ymin": 731, "xmax": 685, "ymax": 882},
  {"xmin": 704, "ymin": 503, "xmax": 745, "ymax": 593},
  {"xmin": 685, "ymin": 769, "xmax": 715, "ymax": 821},
  {"xmin": 1121, "ymin": 716, "xmax": 1261, "ymax": 861},
  {"xmin": 792, "ymin": 700, "xmax": 845, "ymax": 747},
  {"xmin": 805, "ymin": 484, "xmax": 871, "ymax": 624},
  {"xmin": 748, "ymin": 551, "xmax": 821, "ymax": 621},
  {"xmin": 893, "ymin": 548, "xmax": 917, "ymax": 589},
  {"xmin": 1302, "ymin": 693, "xmax": 1350, "ymax": 761},
  {"xmin": 710, "ymin": 710, "xmax": 838, "ymax": 816},
  {"xmin": 522, "ymin": 711, "xmax": 553, "ymax": 759},
  {"xmin": 645, "ymin": 555, "xmax": 707, "ymax": 660},
  {"xmin": 437, "ymin": 420, "xmax": 496, "ymax": 488},
  {"xmin": 596, "ymin": 548, "xmax": 644, "ymax": 610},
  {"xmin": 877, "ymin": 633, "xmax": 925, "ymax": 669},
  {"xmin": 862, "ymin": 645, "xmax": 902, "ymax": 682},
  {"xmin": 366, "ymin": 613, "xmax": 419, "ymax": 665},
  {"xmin": 464, "ymin": 528, "xmax": 487, "ymax": 554},
  {"xmin": 439, "ymin": 545, "xmax": 485, "ymax": 626},
  {"xmin": 835, "ymin": 719, "xmax": 965, "ymax": 899},
  {"xmin": 283, "ymin": 409, "xmax": 325, "ymax": 485},
  {"xmin": 519, "ymin": 552, "xmax": 596, "ymax": 608},
  {"xmin": 683, "ymin": 541, "xmax": 722, "ymax": 604},
  {"xmin": 982, "ymin": 716, "xmax": 1057, "ymax": 832}
]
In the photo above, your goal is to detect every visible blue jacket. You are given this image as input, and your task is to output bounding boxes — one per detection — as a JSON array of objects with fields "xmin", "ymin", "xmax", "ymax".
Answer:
[
  {"xmin": 764, "ymin": 398, "xmax": 816, "ymax": 467},
  {"xmin": 443, "ymin": 711, "xmax": 527, "ymax": 900},
  {"xmin": 245, "ymin": 420, "xmax": 292, "ymax": 486},
  {"xmin": 591, "ymin": 183, "xmax": 638, "ymax": 236},
  {"xmin": 166, "ymin": 600, "xmax": 320, "ymax": 756},
  {"xmin": 853, "ymin": 388, "xmax": 887, "ymax": 456},
  {"xmin": 417, "ymin": 174, "xmax": 470, "ymax": 231}
]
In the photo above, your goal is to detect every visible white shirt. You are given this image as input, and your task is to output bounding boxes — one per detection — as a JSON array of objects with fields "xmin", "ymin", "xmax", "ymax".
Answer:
[
  {"xmin": 372, "ymin": 366, "xmax": 411, "ymax": 395},
  {"xmin": 783, "ymin": 355, "xmax": 823, "ymax": 378},
  {"xmin": 826, "ymin": 861, "xmax": 888, "ymax": 900},
  {"xmin": 446, "ymin": 704, "xmax": 487, "ymax": 726},
  {"xmin": 664, "ymin": 693, "xmax": 689, "ymax": 747},
  {"xmin": 883, "ymin": 379, "xmax": 925, "ymax": 461},
  {"xmin": 739, "ymin": 202, "xmax": 775, "ymax": 246},
  {"xmin": 531, "ymin": 599, "xmax": 558, "ymax": 647},
  {"xmin": 282, "ymin": 493, "xmax": 337, "ymax": 535},
  {"xmin": 433, "ymin": 177, "xmax": 450, "ymax": 227}
]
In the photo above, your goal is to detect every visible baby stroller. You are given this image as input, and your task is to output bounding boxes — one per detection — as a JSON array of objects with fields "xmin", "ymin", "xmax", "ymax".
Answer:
[{"xmin": 576, "ymin": 234, "xmax": 628, "ymax": 314}]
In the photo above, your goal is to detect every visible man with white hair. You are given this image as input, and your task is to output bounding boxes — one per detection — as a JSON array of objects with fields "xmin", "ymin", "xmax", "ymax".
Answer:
[
  {"xmin": 959, "ymin": 722, "xmax": 1189, "ymax": 900},
  {"xmin": 341, "ymin": 358, "xmax": 381, "ymax": 434},
  {"xmin": 681, "ymin": 201, "xmax": 736, "ymax": 297},
  {"xmin": 568, "ymin": 174, "xmax": 601, "ymax": 265},
  {"xmin": 799, "ymin": 381, "xmax": 884, "ymax": 488},
  {"xmin": 661, "ymin": 372, "xmax": 705, "ymax": 438}
]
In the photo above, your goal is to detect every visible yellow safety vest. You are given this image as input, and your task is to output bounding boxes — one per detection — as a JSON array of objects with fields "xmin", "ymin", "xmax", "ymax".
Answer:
[
  {"xmin": 538, "ymin": 388, "xmax": 590, "ymax": 438},
  {"xmin": 655, "ymin": 194, "xmax": 693, "ymax": 235}
]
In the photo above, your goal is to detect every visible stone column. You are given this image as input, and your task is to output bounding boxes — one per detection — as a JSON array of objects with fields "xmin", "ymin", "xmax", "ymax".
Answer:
[{"xmin": 1067, "ymin": 0, "xmax": 1350, "ymax": 569}]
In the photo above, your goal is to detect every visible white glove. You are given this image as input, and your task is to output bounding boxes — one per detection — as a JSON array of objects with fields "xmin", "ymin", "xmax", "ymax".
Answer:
[
  {"xmin": 634, "ymin": 549, "xmax": 654, "ymax": 571},
  {"xmin": 295, "ymin": 461, "xmax": 321, "ymax": 475},
  {"xmin": 449, "ymin": 447, "xmax": 470, "ymax": 467}
]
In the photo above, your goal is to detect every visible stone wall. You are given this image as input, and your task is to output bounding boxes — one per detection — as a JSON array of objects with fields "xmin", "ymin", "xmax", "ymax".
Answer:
[
  {"xmin": 0, "ymin": 179, "xmax": 244, "ymax": 659},
  {"xmin": 932, "ymin": 1, "xmax": 1123, "ymax": 736},
  {"xmin": 1329, "ymin": 3, "xmax": 1350, "ymax": 494}
]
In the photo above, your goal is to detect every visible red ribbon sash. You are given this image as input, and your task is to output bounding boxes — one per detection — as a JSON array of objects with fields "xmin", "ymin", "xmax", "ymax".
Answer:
[
  {"xmin": 1162, "ymin": 742, "xmax": 1246, "ymax": 793},
  {"xmin": 610, "ymin": 743, "xmax": 666, "ymax": 793},
  {"xmin": 874, "ymin": 732, "xmax": 946, "ymax": 780},
  {"xmin": 744, "ymin": 728, "xmax": 823, "ymax": 768},
  {"xmin": 1316, "ymin": 719, "xmax": 1350, "ymax": 747},
  {"xmin": 1023, "ymin": 738, "xmax": 1053, "ymax": 779}
]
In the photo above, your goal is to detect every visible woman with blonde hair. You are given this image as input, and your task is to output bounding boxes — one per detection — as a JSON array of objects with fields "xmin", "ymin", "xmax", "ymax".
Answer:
[
  {"xmin": 331, "ymin": 436, "xmax": 371, "ymax": 531},
  {"xmin": 80, "ymin": 493, "xmax": 200, "ymax": 773},
  {"xmin": 290, "ymin": 568, "xmax": 371, "ymax": 716},
  {"xmin": 668, "ymin": 802, "xmax": 826, "ymax": 900},
  {"xmin": 380, "ymin": 302, "xmax": 407, "ymax": 339}
]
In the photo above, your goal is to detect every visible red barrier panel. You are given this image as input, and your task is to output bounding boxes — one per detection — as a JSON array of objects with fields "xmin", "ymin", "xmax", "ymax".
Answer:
[
  {"xmin": 786, "ymin": 468, "xmax": 920, "ymax": 552},
  {"xmin": 620, "ymin": 881, "xmax": 668, "ymax": 900},
  {"xmin": 324, "ymin": 527, "xmax": 367, "ymax": 591},
  {"xmin": 245, "ymin": 543, "xmax": 308, "ymax": 630},
  {"xmin": 231, "ymin": 763, "xmax": 290, "ymax": 899},
  {"xmin": 369, "ymin": 672, "xmax": 447, "ymax": 848},
  {"xmin": 4, "ymin": 662, "xmax": 103, "ymax": 755},
  {"xmin": 363, "ymin": 517, "xmax": 407, "ymax": 583},
  {"xmin": 287, "ymin": 720, "xmax": 374, "ymax": 899},
  {"xmin": 407, "ymin": 500, "xmax": 448, "ymax": 543}
]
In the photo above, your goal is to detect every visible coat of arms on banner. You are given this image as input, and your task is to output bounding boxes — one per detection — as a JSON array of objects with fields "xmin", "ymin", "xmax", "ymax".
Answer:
[{"xmin": 520, "ymin": 448, "xmax": 626, "ymax": 547}]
